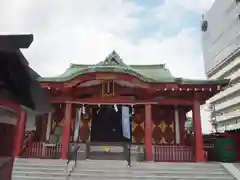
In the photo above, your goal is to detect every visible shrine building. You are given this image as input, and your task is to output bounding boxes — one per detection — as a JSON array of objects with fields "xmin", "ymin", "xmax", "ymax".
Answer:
[{"xmin": 17, "ymin": 51, "xmax": 229, "ymax": 162}]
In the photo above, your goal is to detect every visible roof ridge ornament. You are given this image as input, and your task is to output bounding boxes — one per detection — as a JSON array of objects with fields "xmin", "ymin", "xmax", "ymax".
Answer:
[{"xmin": 97, "ymin": 50, "xmax": 128, "ymax": 67}]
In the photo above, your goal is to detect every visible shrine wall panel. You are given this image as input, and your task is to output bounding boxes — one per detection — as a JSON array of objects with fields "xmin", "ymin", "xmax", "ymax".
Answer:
[
  {"xmin": 132, "ymin": 106, "xmax": 145, "ymax": 144},
  {"xmin": 152, "ymin": 105, "xmax": 175, "ymax": 144},
  {"xmin": 75, "ymin": 105, "xmax": 176, "ymax": 145},
  {"xmin": 76, "ymin": 106, "xmax": 146, "ymax": 144}
]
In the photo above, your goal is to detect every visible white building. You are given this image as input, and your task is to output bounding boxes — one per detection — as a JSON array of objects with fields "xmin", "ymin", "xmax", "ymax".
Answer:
[{"xmin": 202, "ymin": 0, "xmax": 240, "ymax": 131}]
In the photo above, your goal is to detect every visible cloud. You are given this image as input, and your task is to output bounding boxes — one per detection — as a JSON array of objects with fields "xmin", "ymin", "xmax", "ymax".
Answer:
[
  {"xmin": 177, "ymin": 0, "xmax": 215, "ymax": 13},
  {"xmin": 0, "ymin": 0, "xmax": 214, "ymax": 133},
  {"xmin": 0, "ymin": 0, "xmax": 207, "ymax": 79}
]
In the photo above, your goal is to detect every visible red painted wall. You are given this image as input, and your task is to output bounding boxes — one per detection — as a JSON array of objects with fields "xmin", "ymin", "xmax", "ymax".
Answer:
[
  {"xmin": 152, "ymin": 105, "xmax": 175, "ymax": 144},
  {"xmin": 57, "ymin": 105, "xmax": 184, "ymax": 145},
  {"xmin": 0, "ymin": 123, "xmax": 15, "ymax": 156}
]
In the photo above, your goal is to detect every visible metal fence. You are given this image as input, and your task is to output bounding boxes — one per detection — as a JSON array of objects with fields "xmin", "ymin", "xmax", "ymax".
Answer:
[{"xmin": 153, "ymin": 145, "xmax": 194, "ymax": 162}]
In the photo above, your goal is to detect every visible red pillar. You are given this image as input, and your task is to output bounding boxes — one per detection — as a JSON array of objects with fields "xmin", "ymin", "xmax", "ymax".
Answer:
[
  {"xmin": 193, "ymin": 100, "xmax": 205, "ymax": 162},
  {"xmin": 144, "ymin": 104, "xmax": 152, "ymax": 161},
  {"xmin": 61, "ymin": 103, "xmax": 72, "ymax": 159},
  {"xmin": 13, "ymin": 109, "xmax": 27, "ymax": 156}
]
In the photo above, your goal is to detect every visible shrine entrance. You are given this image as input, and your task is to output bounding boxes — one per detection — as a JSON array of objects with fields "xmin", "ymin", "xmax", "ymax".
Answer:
[
  {"xmin": 90, "ymin": 105, "xmax": 124, "ymax": 142},
  {"xmin": 88, "ymin": 105, "xmax": 128, "ymax": 160}
]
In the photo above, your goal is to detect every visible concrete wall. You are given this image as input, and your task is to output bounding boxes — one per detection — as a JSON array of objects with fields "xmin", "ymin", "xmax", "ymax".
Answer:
[{"xmin": 202, "ymin": 0, "xmax": 240, "ymax": 75}]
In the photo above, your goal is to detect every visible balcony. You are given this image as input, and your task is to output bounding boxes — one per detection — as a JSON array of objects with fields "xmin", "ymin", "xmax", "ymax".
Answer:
[
  {"xmin": 225, "ymin": 68, "xmax": 240, "ymax": 82},
  {"xmin": 216, "ymin": 110, "xmax": 240, "ymax": 122},
  {"xmin": 215, "ymin": 96, "xmax": 240, "ymax": 111},
  {"xmin": 208, "ymin": 82, "xmax": 240, "ymax": 103},
  {"xmin": 209, "ymin": 56, "xmax": 240, "ymax": 79}
]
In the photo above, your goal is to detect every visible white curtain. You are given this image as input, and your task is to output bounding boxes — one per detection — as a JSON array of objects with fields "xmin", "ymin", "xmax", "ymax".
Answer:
[{"xmin": 121, "ymin": 106, "xmax": 130, "ymax": 139}]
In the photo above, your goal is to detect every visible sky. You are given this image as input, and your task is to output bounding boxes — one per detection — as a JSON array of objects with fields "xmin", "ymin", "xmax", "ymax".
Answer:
[{"xmin": 0, "ymin": 0, "xmax": 215, "ymax": 133}]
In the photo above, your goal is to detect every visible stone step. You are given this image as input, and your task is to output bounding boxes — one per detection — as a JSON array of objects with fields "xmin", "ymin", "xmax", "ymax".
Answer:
[
  {"xmin": 81, "ymin": 160, "xmax": 222, "ymax": 166},
  {"xmin": 13, "ymin": 167, "xmax": 66, "ymax": 172},
  {"xmin": 74, "ymin": 162, "xmax": 223, "ymax": 170},
  {"xmin": 12, "ymin": 175, "xmax": 65, "ymax": 180},
  {"xmin": 13, "ymin": 163, "xmax": 66, "ymax": 168},
  {"xmin": 12, "ymin": 158, "xmax": 236, "ymax": 180},
  {"xmin": 12, "ymin": 176, "xmax": 234, "ymax": 180},
  {"xmin": 69, "ymin": 178, "xmax": 235, "ymax": 180},
  {"xmin": 72, "ymin": 168, "xmax": 229, "ymax": 175},
  {"xmin": 69, "ymin": 173, "xmax": 235, "ymax": 179},
  {"xmin": 12, "ymin": 171, "xmax": 67, "ymax": 177},
  {"xmin": 12, "ymin": 166, "xmax": 228, "ymax": 175},
  {"xmin": 15, "ymin": 158, "xmax": 66, "ymax": 165},
  {"xmin": 14, "ymin": 161, "xmax": 224, "ymax": 171},
  {"xmin": 74, "ymin": 165, "xmax": 225, "ymax": 171},
  {"xmin": 13, "ymin": 165, "xmax": 226, "ymax": 173}
]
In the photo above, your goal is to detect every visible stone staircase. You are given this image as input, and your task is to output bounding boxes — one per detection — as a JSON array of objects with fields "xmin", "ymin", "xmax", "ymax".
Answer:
[
  {"xmin": 70, "ymin": 160, "xmax": 236, "ymax": 180},
  {"xmin": 12, "ymin": 158, "xmax": 67, "ymax": 180},
  {"xmin": 12, "ymin": 158, "xmax": 237, "ymax": 180}
]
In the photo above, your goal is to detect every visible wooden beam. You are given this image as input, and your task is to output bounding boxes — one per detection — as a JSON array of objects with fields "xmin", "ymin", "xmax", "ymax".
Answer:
[
  {"xmin": 157, "ymin": 98, "xmax": 193, "ymax": 105},
  {"xmin": 50, "ymin": 96, "xmax": 193, "ymax": 105}
]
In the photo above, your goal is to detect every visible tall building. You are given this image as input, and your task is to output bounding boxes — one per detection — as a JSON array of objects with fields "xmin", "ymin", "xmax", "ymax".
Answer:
[{"xmin": 202, "ymin": 0, "xmax": 240, "ymax": 131}]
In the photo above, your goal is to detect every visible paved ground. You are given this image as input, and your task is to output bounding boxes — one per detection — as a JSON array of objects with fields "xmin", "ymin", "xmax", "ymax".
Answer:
[
  {"xmin": 234, "ymin": 163, "xmax": 240, "ymax": 170},
  {"xmin": 221, "ymin": 163, "xmax": 240, "ymax": 180}
]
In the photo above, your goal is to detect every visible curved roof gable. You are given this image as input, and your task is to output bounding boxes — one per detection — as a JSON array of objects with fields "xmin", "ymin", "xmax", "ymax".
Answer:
[{"xmin": 38, "ymin": 51, "xmax": 229, "ymax": 86}]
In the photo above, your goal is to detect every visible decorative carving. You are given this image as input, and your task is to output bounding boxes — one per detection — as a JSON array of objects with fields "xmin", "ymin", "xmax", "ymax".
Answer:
[
  {"xmin": 169, "ymin": 122, "xmax": 174, "ymax": 132},
  {"xmin": 132, "ymin": 110, "xmax": 145, "ymax": 144},
  {"xmin": 158, "ymin": 121, "xmax": 168, "ymax": 132},
  {"xmin": 101, "ymin": 80, "xmax": 115, "ymax": 97},
  {"xmin": 160, "ymin": 137, "xmax": 167, "ymax": 144}
]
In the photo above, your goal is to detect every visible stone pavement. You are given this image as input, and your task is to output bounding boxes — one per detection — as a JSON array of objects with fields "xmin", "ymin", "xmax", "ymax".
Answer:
[
  {"xmin": 234, "ymin": 163, "xmax": 240, "ymax": 170},
  {"xmin": 221, "ymin": 163, "xmax": 240, "ymax": 180}
]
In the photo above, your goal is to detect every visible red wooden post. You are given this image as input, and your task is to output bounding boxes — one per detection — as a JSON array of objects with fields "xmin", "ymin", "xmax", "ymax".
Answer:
[
  {"xmin": 144, "ymin": 104, "xmax": 152, "ymax": 161},
  {"xmin": 193, "ymin": 100, "xmax": 205, "ymax": 162},
  {"xmin": 61, "ymin": 103, "xmax": 72, "ymax": 159},
  {"xmin": 13, "ymin": 109, "xmax": 27, "ymax": 156}
]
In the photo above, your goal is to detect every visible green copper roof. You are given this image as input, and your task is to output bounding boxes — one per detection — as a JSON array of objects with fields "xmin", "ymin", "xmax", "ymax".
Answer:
[{"xmin": 38, "ymin": 51, "xmax": 229, "ymax": 85}]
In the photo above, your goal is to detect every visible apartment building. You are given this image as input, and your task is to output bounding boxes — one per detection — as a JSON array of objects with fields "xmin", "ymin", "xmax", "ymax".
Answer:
[{"xmin": 202, "ymin": 0, "xmax": 240, "ymax": 131}]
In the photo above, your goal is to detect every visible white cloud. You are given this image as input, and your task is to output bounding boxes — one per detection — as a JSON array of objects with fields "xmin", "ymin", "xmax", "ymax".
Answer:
[
  {"xmin": 0, "ymin": 0, "xmax": 214, "ymax": 133},
  {"xmin": 0, "ymin": 0, "xmax": 206, "ymax": 79},
  {"xmin": 176, "ymin": 0, "xmax": 215, "ymax": 13}
]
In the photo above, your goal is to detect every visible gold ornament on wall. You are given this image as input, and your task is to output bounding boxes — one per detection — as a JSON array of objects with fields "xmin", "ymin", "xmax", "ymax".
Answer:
[
  {"xmin": 160, "ymin": 137, "xmax": 167, "ymax": 144},
  {"xmin": 169, "ymin": 122, "xmax": 174, "ymax": 132},
  {"xmin": 158, "ymin": 121, "xmax": 167, "ymax": 132}
]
